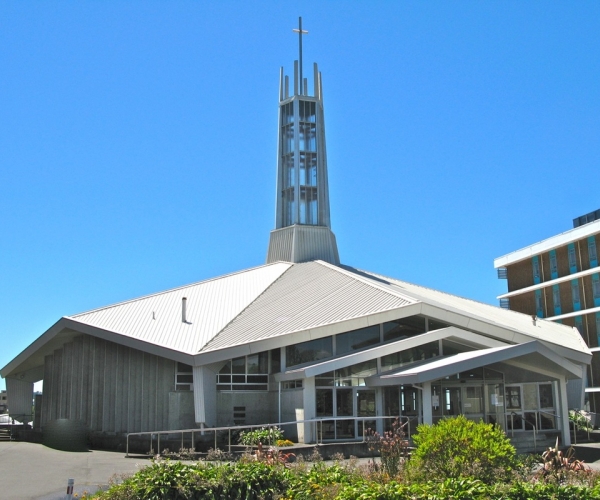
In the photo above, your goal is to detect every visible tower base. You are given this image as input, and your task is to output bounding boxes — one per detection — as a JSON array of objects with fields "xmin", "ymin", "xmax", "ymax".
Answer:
[{"xmin": 266, "ymin": 225, "xmax": 340, "ymax": 265}]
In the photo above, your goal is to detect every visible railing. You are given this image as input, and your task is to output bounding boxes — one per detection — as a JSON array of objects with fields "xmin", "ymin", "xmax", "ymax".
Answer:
[
  {"xmin": 570, "ymin": 409, "xmax": 591, "ymax": 445},
  {"xmin": 522, "ymin": 413, "xmax": 537, "ymax": 451},
  {"xmin": 508, "ymin": 410, "xmax": 562, "ymax": 451},
  {"xmin": 4, "ymin": 414, "xmax": 34, "ymax": 441},
  {"xmin": 126, "ymin": 415, "xmax": 420, "ymax": 457}
]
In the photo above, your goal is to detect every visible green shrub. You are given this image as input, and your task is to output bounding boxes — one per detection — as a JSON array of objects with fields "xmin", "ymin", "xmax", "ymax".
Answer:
[
  {"xmin": 238, "ymin": 426, "xmax": 284, "ymax": 446},
  {"xmin": 407, "ymin": 415, "xmax": 517, "ymax": 484},
  {"xmin": 570, "ymin": 410, "xmax": 594, "ymax": 431},
  {"xmin": 92, "ymin": 459, "xmax": 292, "ymax": 500}
]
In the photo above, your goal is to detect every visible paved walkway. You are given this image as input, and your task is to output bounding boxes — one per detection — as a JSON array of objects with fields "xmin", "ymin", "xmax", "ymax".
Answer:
[
  {"xmin": 0, "ymin": 442, "xmax": 145, "ymax": 500},
  {"xmin": 3, "ymin": 440, "xmax": 600, "ymax": 499}
]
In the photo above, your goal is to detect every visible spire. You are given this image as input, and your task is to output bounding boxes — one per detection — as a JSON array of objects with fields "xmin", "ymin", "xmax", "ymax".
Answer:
[
  {"xmin": 293, "ymin": 17, "xmax": 308, "ymax": 95},
  {"xmin": 266, "ymin": 19, "xmax": 340, "ymax": 265}
]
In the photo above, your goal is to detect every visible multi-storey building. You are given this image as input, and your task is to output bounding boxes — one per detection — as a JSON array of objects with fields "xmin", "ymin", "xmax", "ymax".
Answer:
[
  {"xmin": 0, "ymin": 389, "xmax": 7, "ymax": 413},
  {"xmin": 495, "ymin": 209, "xmax": 600, "ymax": 412}
]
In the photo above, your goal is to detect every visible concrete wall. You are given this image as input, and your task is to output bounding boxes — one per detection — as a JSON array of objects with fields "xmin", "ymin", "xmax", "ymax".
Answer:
[
  {"xmin": 41, "ymin": 335, "xmax": 178, "ymax": 433},
  {"xmin": 216, "ymin": 391, "xmax": 273, "ymax": 427}
]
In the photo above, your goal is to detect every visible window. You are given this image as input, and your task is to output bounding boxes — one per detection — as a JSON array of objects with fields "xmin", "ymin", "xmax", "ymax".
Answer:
[
  {"xmin": 381, "ymin": 341, "xmax": 439, "ymax": 372},
  {"xmin": 549, "ymin": 250, "xmax": 558, "ymax": 279},
  {"xmin": 532, "ymin": 256, "xmax": 541, "ymax": 284},
  {"xmin": 539, "ymin": 384, "xmax": 554, "ymax": 408},
  {"xmin": 589, "ymin": 237, "xmax": 598, "ymax": 267},
  {"xmin": 552, "ymin": 285, "xmax": 561, "ymax": 316},
  {"xmin": 427, "ymin": 318, "xmax": 449, "ymax": 331},
  {"xmin": 271, "ymin": 349, "xmax": 281, "ymax": 373},
  {"xmin": 575, "ymin": 316, "xmax": 584, "ymax": 336},
  {"xmin": 282, "ymin": 380, "xmax": 303, "ymax": 390},
  {"xmin": 336, "ymin": 325, "xmax": 380, "ymax": 354},
  {"xmin": 286, "ymin": 337, "xmax": 333, "ymax": 368},
  {"xmin": 572, "ymin": 280, "xmax": 581, "ymax": 311},
  {"xmin": 315, "ymin": 361, "xmax": 378, "ymax": 388},
  {"xmin": 506, "ymin": 386, "xmax": 522, "ymax": 410},
  {"xmin": 176, "ymin": 363, "xmax": 193, "ymax": 391},
  {"xmin": 535, "ymin": 289, "xmax": 544, "ymax": 318},
  {"xmin": 568, "ymin": 243, "xmax": 577, "ymax": 273},
  {"xmin": 383, "ymin": 316, "xmax": 426, "ymax": 342},
  {"xmin": 217, "ymin": 352, "xmax": 269, "ymax": 391},
  {"xmin": 593, "ymin": 274, "xmax": 600, "ymax": 306},
  {"xmin": 316, "ymin": 389, "xmax": 333, "ymax": 416}
]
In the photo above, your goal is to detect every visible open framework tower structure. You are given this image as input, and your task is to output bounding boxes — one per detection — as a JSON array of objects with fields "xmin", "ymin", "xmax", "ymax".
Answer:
[{"xmin": 266, "ymin": 58, "xmax": 340, "ymax": 265}]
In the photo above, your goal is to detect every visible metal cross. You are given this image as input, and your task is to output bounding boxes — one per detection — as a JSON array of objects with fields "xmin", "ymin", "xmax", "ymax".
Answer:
[{"xmin": 293, "ymin": 17, "xmax": 308, "ymax": 95}]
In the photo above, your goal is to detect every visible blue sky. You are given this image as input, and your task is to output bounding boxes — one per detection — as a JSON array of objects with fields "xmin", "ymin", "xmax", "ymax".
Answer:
[{"xmin": 1, "ymin": 2, "xmax": 599, "ymax": 390}]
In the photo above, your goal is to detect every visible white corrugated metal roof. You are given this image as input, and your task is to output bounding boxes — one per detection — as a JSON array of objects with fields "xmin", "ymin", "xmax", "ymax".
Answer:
[
  {"xmin": 8, "ymin": 258, "xmax": 587, "ymax": 375},
  {"xmin": 69, "ymin": 262, "xmax": 292, "ymax": 354},
  {"xmin": 201, "ymin": 261, "xmax": 416, "ymax": 352},
  {"xmin": 349, "ymin": 266, "xmax": 590, "ymax": 355}
]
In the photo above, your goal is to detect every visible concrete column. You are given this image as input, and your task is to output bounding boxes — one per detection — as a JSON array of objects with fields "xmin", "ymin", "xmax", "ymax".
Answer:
[
  {"xmin": 193, "ymin": 365, "xmax": 217, "ymax": 427},
  {"xmin": 422, "ymin": 382, "xmax": 433, "ymax": 425},
  {"xmin": 301, "ymin": 377, "xmax": 315, "ymax": 443},
  {"xmin": 559, "ymin": 376, "xmax": 571, "ymax": 447}
]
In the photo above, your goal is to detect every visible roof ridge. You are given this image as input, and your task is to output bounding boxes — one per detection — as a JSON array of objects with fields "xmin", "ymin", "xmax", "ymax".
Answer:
[
  {"xmin": 69, "ymin": 262, "xmax": 289, "ymax": 318},
  {"xmin": 318, "ymin": 261, "xmax": 419, "ymax": 305},
  {"xmin": 198, "ymin": 261, "xmax": 296, "ymax": 353}
]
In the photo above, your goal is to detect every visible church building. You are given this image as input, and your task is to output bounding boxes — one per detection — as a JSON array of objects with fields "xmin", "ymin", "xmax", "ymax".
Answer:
[{"xmin": 1, "ymin": 22, "xmax": 591, "ymax": 448}]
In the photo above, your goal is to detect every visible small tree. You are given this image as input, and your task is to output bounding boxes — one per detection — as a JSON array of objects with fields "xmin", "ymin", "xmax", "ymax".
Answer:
[
  {"xmin": 407, "ymin": 415, "xmax": 517, "ymax": 484},
  {"xmin": 365, "ymin": 418, "xmax": 410, "ymax": 477}
]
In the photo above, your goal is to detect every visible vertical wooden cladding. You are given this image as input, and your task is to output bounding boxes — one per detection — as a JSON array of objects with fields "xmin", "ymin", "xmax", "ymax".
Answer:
[{"xmin": 42, "ymin": 335, "xmax": 176, "ymax": 433}]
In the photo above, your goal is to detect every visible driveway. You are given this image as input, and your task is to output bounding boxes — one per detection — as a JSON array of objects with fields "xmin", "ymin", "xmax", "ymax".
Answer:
[{"xmin": 0, "ymin": 442, "xmax": 145, "ymax": 500}]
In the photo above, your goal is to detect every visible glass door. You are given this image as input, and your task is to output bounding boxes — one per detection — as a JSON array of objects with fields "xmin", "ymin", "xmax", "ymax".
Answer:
[{"xmin": 356, "ymin": 389, "xmax": 376, "ymax": 437}]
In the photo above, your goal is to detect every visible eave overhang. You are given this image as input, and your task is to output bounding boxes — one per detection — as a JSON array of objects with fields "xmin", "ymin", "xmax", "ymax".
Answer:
[
  {"xmin": 366, "ymin": 341, "xmax": 583, "ymax": 386},
  {"xmin": 0, "ymin": 317, "xmax": 195, "ymax": 381}
]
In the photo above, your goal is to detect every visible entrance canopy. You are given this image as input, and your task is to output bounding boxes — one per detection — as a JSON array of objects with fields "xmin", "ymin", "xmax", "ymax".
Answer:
[{"xmin": 366, "ymin": 341, "xmax": 583, "ymax": 386}]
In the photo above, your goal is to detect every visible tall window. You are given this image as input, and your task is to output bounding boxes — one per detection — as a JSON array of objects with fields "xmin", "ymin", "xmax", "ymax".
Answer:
[
  {"xmin": 532, "ymin": 256, "xmax": 541, "ymax": 284},
  {"xmin": 535, "ymin": 289, "xmax": 544, "ymax": 318},
  {"xmin": 575, "ymin": 316, "xmax": 584, "ymax": 336},
  {"xmin": 552, "ymin": 285, "xmax": 561, "ymax": 316},
  {"xmin": 589, "ymin": 237, "xmax": 598, "ymax": 268},
  {"xmin": 549, "ymin": 250, "xmax": 558, "ymax": 279},
  {"xmin": 568, "ymin": 243, "xmax": 577, "ymax": 273},
  {"xmin": 593, "ymin": 274, "xmax": 600, "ymax": 307},
  {"xmin": 572, "ymin": 280, "xmax": 581, "ymax": 311}
]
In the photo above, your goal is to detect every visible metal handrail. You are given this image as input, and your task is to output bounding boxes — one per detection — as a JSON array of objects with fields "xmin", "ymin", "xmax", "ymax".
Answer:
[
  {"xmin": 5, "ymin": 413, "xmax": 34, "ymax": 441},
  {"xmin": 126, "ymin": 415, "xmax": 417, "ymax": 457},
  {"xmin": 570, "ymin": 409, "xmax": 591, "ymax": 444}
]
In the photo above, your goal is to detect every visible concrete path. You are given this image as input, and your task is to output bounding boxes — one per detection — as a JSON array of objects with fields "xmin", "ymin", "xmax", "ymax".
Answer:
[
  {"xmin": 3, "ymin": 440, "xmax": 600, "ymax": 499},
  {"xmin": 0, "ymin": 442, "xmax": 146, "ymax": 500}
]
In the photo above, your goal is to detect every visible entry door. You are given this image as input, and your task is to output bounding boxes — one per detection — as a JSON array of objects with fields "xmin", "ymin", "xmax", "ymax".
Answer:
[
  {"xmin": 356, "ymin": 389, "xmax": 376, "ymax": 437},
  {"xmin": 444, "ymin": 387, "xmax": 461, "ymax": 416}
]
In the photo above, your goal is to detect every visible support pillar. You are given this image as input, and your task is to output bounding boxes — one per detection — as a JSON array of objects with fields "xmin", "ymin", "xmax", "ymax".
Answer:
[
  {"xmin": 193, "ymin": 365, "xmax": 217, "ymax": 428},
  {"xmin": 422, "ymin": 382, "xmax": 433, "ymax": 425},
  {"xmin": 301, "ymin": 377, "xmax": 315, "ymax": 443},
  {"xmin": 559, "ymin": 376, "xmax": 571, "ymax": 447}
]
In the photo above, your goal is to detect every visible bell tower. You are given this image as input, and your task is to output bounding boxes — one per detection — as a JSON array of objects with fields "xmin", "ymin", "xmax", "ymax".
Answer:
[{"xmin": 266, "ymin": 17, "xmax": 340, "ymax": 265}]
